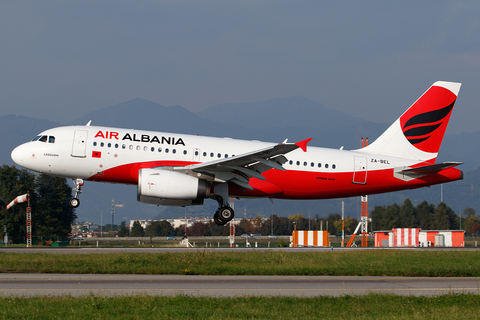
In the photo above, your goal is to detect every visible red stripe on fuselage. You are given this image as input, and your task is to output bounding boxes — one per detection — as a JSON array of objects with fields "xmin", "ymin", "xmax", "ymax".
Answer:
[
  {"xmin": 88, "ymin": 160, "xmax": 200, "ymax": 184},
  {"xmin": 88, "ymin": 161, "xmax": 463, "ymax": 199}
]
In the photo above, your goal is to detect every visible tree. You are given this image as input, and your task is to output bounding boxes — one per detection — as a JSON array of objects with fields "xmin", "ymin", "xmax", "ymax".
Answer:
[
  {"xmin": 463, "ymin": 207, "xmax": 476, "ymax": 218},
  {"xmin": 189, "ymin": 221, "xmax": 209, "ymax": 236},
  {"xmin": 0, "ymin": 165, "xmax": 36, "ymax": 240},
  {"xmin": 464, "ymin": 215, "xmax": 480, "ymax": 234},
  {"xmin": 415, "ymin": 201, "xmax": 435, "ymax": 230},
  {"xmin": 102, "ymin": 224, "xmax": 119, "ymax": 232},
  {"xmin": 118, "ymin": 221, "xmax": 129, "ymax": 237},
  {"xmin": 207, "ymin": 221, "xmax": 228, "ymax": 236},
  {"xmin": 0, "ymin": 166, "xmax": 77, "ymax": 240},
  {"xmin": 432, "ymin": 202, "xmax": 458, "ymax": 230},
  {"xmin": 130, "ymin": 220, "xmax": 144, "ymax": 237},
  {"xmin": 145, "ymin": 220, "xmax": 174, "ymax": 237},
  {"xmin": 35, "ymin": 174, "xmax": 76, "ymax": 238},
  {"xmin": 398, "ymin": 199, "xmax": 415, "ymax": 227},
  {"xmin": 288, "ymin": 214, "xmax": 308, "ymax": 230}
]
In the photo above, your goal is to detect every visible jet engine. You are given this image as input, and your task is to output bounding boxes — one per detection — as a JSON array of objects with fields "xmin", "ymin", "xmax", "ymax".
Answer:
[{"xmin": 137, "ymin": 168, "xmax": 210, "ymax": 206}]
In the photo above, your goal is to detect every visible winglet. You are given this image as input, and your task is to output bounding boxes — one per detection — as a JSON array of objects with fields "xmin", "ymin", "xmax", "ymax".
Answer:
[{"xmin": 295, "ymin": 138, "xmax": 312, "ymax": 152}]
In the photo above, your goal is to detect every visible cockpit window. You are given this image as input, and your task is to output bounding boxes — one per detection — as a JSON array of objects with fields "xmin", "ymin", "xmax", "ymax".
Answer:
[
  {"xmin": 32, "ymin": 136, "xmax": 41, "ymax": 141},
  {"xmin": 38, "ymin": 135, "xmax": 48, "ymax": 142},
  {"xmin": 48, "ymin": 136, "xmax": 55, "ymax": 143}
]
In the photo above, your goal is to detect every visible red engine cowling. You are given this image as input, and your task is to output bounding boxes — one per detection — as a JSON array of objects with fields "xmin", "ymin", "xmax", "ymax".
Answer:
[{"xmin": 137, "ymin": 168, "xmax": 210, "ymax": 206}]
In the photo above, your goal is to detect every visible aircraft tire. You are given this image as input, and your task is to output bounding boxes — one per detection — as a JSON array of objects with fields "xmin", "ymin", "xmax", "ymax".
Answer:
[
  {"xmin": 213, "ymin": 211, "xmax": 224, "ymax": 225},
  {"xmin": 70, "ymin": 198, "xmax": 80, "ymax": 208},
  {"xmin": 218, "ymin": 206, "xmax": 234, "ymax": 223}
]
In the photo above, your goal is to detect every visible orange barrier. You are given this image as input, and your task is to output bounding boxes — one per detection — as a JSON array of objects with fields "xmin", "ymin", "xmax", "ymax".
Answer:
[{"xmin": 291, "ymin": 231, "xmax": 329, "ymax": 247}]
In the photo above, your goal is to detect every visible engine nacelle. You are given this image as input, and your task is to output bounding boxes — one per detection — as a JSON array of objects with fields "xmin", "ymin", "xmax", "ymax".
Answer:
[{"xmin": 137, "ymin": 168, "xmax": 210, "ymax": 206}]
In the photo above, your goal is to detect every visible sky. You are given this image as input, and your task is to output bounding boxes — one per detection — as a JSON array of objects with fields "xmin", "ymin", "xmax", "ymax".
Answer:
[{"xmin": 1, "ymin": 1, "xmax": 480, "ymax": 134}]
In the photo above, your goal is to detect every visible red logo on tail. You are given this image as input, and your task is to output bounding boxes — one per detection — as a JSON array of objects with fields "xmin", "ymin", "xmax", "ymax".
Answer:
[{"xmin": 400, "ymin": 86, "xmax": 456, "ymax": 153}]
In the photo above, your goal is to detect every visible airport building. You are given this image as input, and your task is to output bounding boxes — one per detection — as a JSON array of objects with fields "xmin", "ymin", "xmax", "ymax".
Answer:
[{"xmin": 374, "ymin": 228, "xmax": 465, "ymax": 247}]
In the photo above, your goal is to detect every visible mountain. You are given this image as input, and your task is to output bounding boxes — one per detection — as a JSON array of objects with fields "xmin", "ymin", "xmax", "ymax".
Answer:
[
  {"xmin": 439, "ymin": 131, "xmax": 480, "ymax": 172},
  {"xmin": 71, "ymin": 98, "xmax": 251, "ymax": 139},
  {"xmin": 197, "ymin": 96, "xmax": 364, "ymax": 130}
]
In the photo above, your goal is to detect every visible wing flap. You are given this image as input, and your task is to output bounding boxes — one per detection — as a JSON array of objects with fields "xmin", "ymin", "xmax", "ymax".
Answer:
[{"xmin": 173, "ymin": 138, "xmax": 312, "ymax": 190}]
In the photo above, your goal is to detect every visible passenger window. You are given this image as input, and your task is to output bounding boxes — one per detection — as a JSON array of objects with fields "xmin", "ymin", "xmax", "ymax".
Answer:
[
  {"xmin": 225, "ymin": 154, "xmax": 228, "ymax": 158},
  {"xmin": 158, "ymin": 147, "xmax": 162, "ymax": 152},
  {"xmin": 210, "ymin": 153, "xmax": 214, "ymax": 157},
  {"xmin": 136, "ymin": 145, "xmax": 140, "ymax": 151},
  {"xmin": 195, "ymin": 151, "xmax": 199, "ymax": 156},
  {"xmin": 311, "ymin": 162, "xmax": 314, "ymax": 167},
  {"xmin": 318, "ymin": 163, "xmax": 321, "ymax": 168},
  {"xmin": 203, "ymin": 152, "xmax": 207, "ymax": 157},
  {"xmin": 107, "ymin": 143, "xmax": 111, "ymax": 148},
  {"xmin": 173, "ymin": 149, "xmax": 176, "ymax": 154},
  {"xmin": 129, "ymin": 145, "xmax": 133, "ymax": 150},
  {"xmin": 165, "ymin": 148, "xmax": 169, "ymax": 153},
  {"xmin": 93, "ymin": 142, "xmax": 97, "ymax": 147},
  {"xmin": 48, "ymin": 136, "xmax": 55, "ymax": 143},
  {"xmin": 325, "ymin": 164, "xmax": 329, "ymax": 168},
  {"xmin": 217, "ymin": 153, "xmax": 221, "ymax": 158},
  {"xmin": 184, "ymin": 150, "xmax": 187, "ymax": 155},
  {"xmin": 39, "ymin": 135, "xmax": 48, "ymax": 142},
  {"xmin": 332, "ymin": 164, "xmax": 336, "ymax": 169},
  {"xmin": 115, "ymin": 144, "xmax": 119, "ymax": 148},
  {"xmin": 289, "ymin": 160, "xmax": 293, "ymax": 165},
  {"xmin": 144, "ymin": 146, "xmax": 148, "ymax": 151},
  {"xmin": 122, "ymin": 144, "xmax": 126, "ymax": 149},
  {"xmin": 151, "ymin": 147, "xmax": 155, "ymax": 152},
  {"xmin": 303, "ymin": 162, "xmax": 307, "ymax": 166},
  {"xmin": 100, "ymin": 142, "xmax": 104, "ymax": 147},
  {"xmin": 296, "ymin": 161, "xmax": 300, "ymax": 166}
]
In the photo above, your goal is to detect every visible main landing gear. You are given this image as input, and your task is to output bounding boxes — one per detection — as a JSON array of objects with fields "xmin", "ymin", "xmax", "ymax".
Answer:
[
  {"xmin": 212, "ymin": 183, "xmax": 234, "ymax": 226},
  {"xmin": 214, "ymin": 206, "xmax": 235, "ymax": 225},
  {"xmin": 70, "ymin": 178, "xmax": 83, "ymax": 208}
]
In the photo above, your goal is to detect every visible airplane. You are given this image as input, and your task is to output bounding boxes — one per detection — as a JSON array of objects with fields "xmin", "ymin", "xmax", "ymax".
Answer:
[{"xmin": 11, "ymin": 81, "xmax": 463, "ymax": 225}]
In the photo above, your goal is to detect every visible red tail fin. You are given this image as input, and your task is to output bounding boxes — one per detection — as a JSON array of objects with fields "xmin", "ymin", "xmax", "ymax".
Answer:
[
  {"xmin": 399, "ymin": 83, "xmax": 458, "ymax": 154},
  {"xmin": 361, "ymin": 81, "xmax": 461, "ymax": 161}
]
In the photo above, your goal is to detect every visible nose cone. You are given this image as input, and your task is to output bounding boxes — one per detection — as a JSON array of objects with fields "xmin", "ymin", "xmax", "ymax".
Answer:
[{"xmin": 11, "ymin": 145, "xmax": 25, "ymax": 165}]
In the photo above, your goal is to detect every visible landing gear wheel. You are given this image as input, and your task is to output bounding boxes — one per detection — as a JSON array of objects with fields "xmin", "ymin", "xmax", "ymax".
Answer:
[
  {"xmin": 70, "ymin": 198, "xmax": 80, "ymax": 208},
  {"xmin": 213, "ymin": 211, "xmax": 224, "ymax": 225},
  {"xmin": 218, "ymin": 206, "xmax": 234, "ymax": 224}
]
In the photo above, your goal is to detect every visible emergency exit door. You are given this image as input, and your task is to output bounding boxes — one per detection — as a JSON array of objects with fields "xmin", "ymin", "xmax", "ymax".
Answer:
[{"xmin": 352, "ymin": 156, "xmax": 367, "ymax": 184}]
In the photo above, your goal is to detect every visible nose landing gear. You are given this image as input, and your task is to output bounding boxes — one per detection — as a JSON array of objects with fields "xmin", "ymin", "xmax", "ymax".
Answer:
[{"xmin": 70, "ymin": 178, "xmax": 84, "ymax": 208}]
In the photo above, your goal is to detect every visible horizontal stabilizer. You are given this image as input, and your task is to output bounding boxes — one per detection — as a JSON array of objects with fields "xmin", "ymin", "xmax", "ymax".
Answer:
[{"xmin": 400, "ymin": 162, "xmax": 463, "ymax": 174}]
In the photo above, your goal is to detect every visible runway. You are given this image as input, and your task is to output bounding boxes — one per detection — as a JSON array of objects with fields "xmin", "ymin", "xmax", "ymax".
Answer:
[
  {"xmin": 1, "ymin": 246, "xmax": 478, "ymax": 254},
  {"xmin": 0, "ymin": 273, "xmax": 478, "ymax": 297}
]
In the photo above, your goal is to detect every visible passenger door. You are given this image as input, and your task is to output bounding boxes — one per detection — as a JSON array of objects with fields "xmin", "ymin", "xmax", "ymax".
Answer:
[{"xmin": 71, "ymin": 130, "xmax": 88, "ymax": 158}]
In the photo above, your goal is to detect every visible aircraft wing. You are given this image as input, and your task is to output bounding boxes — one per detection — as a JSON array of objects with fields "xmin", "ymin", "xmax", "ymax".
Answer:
[
  {"xmin": 172, "ymin": 138, "xmax": 312, "ymax": 190},
  {"xmin": 400, "ymin": 162, "xmax": 463, "ymax": 174}
]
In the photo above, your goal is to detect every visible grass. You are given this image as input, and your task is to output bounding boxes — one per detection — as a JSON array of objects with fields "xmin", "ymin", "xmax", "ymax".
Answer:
[
  {"xmin": 1, "ymin": 294, "xmax": 480, "ymax": 319},
  {"xmin": 0, "ymin": 250, "xmax": 479, "ymax": 276}
]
